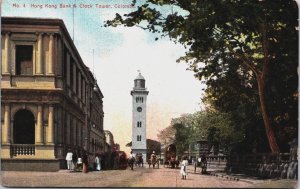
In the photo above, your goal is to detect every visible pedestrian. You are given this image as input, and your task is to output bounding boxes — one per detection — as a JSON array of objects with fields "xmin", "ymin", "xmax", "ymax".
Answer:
[
  {"xmin": 111, "ymin": 152, "xmax": 115, "ymax": 169},
  {"xmin": 180, "ymin": 156, "xmax": 188, "ymax": 180},
  {"xmin": 72, "ymin": 151, "xmax": 78, "ymax": 171},
  {"xmin": 200, "ymin": 154, "xmax": 207, "ymax": 174},
  {"xmin": 114, "ymin": 155, "xmax": 119, "ymax": 169},
  {"xmin": 95, "ymin": 154, "xmax": 101, "ymax": 171},
  {"xmin": 151, "ymin": 151, "xmax": 156, "ymax": 160},
  {"xmin": 101, "ymin": 154, "xmax": 106, "ymax": 170},
  {"xmin": 197, "ymin": 157, "xmax": 201, "ymax": 164},
  {"xmin": 82, "ymin": 151, "xmax": 89, "ymax": 173},
  {"xmin": 77, "ymin": 156, "xmax": 83, "ymax": 171},
  {"xmin": 65, "ymin": 149, "xmax": 73, "ymax": 170}
]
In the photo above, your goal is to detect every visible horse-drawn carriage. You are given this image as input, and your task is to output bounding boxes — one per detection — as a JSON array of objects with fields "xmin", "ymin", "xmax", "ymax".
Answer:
[
  {"xmin": 111, "ymin": 151, "xmax": 128, "ymax": 170},
  {"xmin": 135, "ymin": 153, "xmax": 144, "ymax": 167},
  {"xmin": 164, "ymin": 144, "xmax": 179, "ymax": 168},
  {"xmin": 166, "ymin": 156, "xmax": 180, "ymax": 168}
]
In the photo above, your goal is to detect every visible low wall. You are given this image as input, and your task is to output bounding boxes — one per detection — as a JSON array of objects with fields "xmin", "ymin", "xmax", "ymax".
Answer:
[
  {"xmin": 227, "ymin": 153, "xmax": 298, "ymax": 179},
  {"xmin": 206, "ymin": 155, "xmax": 227, "ymax": 171},
  {"xmin": 1, "ymin": 158, "xmax": 60, "ymax": 172}
]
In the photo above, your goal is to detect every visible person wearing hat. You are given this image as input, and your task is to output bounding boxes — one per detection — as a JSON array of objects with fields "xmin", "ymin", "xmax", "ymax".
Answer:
[
  {"xmin": 150, "ymin": 151, "xmax": 157, "ymax": 168},
  {"xmin": 151, "ymin": 151, "xmax": 156, "ymax": 157},
  {"xmin": 180, "ymin": 156, "xmax": 188, "ymax": 180}
]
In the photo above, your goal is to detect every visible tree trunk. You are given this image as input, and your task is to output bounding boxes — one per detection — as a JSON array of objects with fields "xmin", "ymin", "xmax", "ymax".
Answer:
[{"xmin": 257, "ymin": 75, "xmax": 280, "ymax": 153}]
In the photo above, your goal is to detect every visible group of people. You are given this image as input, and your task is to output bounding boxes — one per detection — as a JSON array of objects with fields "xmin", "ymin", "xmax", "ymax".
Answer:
[
  {"xmin": 65, "ymin": 149, "xmax": 102, "ymax": 172},
  {"xmin": 66, "ymin": 149, "xmax": 81, "ymax": 171},
  {"xmin": 66, "ymin": 148, "xmax": 203, "ymax": 179}
]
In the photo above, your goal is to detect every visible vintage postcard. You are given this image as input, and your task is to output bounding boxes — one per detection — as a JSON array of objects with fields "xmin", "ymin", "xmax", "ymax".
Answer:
[{"xmin": 0, "ymin": 0, "xmax": 298, "ymax": 188}]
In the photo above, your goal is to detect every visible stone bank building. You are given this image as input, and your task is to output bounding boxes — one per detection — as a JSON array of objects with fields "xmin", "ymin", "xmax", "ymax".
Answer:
[{"xmin": 1, "ymin": 17, "xmax": 105, "ymax": 171}]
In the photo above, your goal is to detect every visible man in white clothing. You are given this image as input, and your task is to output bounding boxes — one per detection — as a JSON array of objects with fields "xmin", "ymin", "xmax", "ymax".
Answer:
[
  {"xmin": 65, "ymin": 149, "xmax": 73, "ymax": 170},
  {"xmin": 180, "ymin": 156, "xmax": 188, "ymax": 180}
]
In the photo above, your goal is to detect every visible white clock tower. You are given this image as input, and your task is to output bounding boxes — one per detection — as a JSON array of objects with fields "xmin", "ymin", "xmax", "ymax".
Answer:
[{"xmin": 131, "ymin": 71, "xmax": 149, "ymax": 161}]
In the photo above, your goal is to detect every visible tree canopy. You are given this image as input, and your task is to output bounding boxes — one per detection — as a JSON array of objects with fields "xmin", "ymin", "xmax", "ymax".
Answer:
[
  {"xmin": 158, "ymin": 110, "xmax": 245, "ymax": 156},
  {"xmin": 106, "ymin": 0, "xmax": 298, "ymax": 153}
]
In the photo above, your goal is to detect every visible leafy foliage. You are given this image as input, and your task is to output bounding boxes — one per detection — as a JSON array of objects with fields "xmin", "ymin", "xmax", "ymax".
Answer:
[{"xmin": 107, "ymin": 0, "xmax": 298, "ymax": 153}]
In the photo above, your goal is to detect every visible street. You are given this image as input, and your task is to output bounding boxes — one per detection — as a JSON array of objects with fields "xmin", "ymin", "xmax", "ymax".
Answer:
[{"xmin": 1, "ymin": 165, "xmax": 297, "ymax": 188}]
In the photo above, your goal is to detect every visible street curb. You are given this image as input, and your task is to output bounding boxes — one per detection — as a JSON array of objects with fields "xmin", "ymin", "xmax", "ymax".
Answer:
[{"xmin": 207, "ymin": 172, "xmax": 256, "ymax": 184}]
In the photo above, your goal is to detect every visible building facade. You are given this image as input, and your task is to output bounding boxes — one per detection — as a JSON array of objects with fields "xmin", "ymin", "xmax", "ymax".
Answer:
[
  {"xmin": 130, "ymin": 72, "xmax": 149, "ymax": 161},
  {"xmin": 89, "ymin": 83, "xmax": 105, "ymax": 156},
  {"xmin": 1, "ymin": 17, "xmax": 104, "ymax": 171}
]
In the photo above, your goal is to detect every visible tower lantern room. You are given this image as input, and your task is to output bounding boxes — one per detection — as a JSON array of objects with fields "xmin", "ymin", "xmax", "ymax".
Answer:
[{"xmin": 134, "ymin": 73, "xmax": 146, "ymax": 90}]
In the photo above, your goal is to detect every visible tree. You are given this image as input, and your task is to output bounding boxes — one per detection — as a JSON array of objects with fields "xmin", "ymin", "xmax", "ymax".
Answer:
[
  {"xmin": 170, "ymin": 114, "xmax": 193, "ymax": 156},
  {"xmin": 106, "ymin": 0, "xmax": 298, "ymax": 153},
  {"xmin": 161, "ymin": 111, "xmax": 244, "ymax": 155},
  {"xmin": 157, "ymin": 124, "xmax": 175, "ymax": 144},
  {"xmin": 173, "ymin": 123, "xmax": 189, "ymax": 156}
]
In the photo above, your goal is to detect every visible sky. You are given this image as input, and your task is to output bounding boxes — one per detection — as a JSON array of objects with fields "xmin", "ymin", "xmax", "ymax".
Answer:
[{"xmin": 2, "ymin": 0, "xmax": 206, "ymax": 152}]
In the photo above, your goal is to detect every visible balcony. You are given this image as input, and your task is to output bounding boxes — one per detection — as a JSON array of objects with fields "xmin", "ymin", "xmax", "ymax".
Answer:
[{"xmin": 10, "ymin": 144, "xmax": 35, "ymax": 156}]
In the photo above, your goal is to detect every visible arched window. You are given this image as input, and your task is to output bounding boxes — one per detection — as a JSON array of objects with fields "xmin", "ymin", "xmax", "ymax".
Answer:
[{"xmin": 13, "ymin": 109, "xmax": 35, "ymax": 144}]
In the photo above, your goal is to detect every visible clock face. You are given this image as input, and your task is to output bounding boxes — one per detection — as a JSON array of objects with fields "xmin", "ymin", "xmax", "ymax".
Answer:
[{"xmin": 137, "ymin": 107, "xmax": 142, "ymax": 112}]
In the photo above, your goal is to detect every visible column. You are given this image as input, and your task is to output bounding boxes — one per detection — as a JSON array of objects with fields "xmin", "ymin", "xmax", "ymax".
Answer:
[
  {"xmin": 78, "ymin": 74, "xmax": 82, "ymax": 99},
  {"xmin": 47, "ymin": 105, "xmax": 54, "ymax": 144},
  {"xmin": 36, "ymin": 33, "xmax": 43, "ymax": 75},
  {"xmin": 47, "ymin": 33, "xmax": 54, "ymax": 75},
  {"xmin": 73, "ymin": 119, "xmax": 77, "ymax": 145},
  {"xmin": 66, "ymin": 114, "xmax": 70, "ymax": 145},
  {"xmin": 57, "ymin": 37, "xmax": 63, "ymax": 75},
  {"xmin": 82, "ymin": 81, "xmax": 86, "ymax": 103},
  {"xmin": 78, "ymin": 123, "xmax": 82, "ymax": 146},
  {"xmin": 66, "ymin": 53, "xmax": 70, "ymax": 85},
  {"xmin": 3, "ymin": 33, "xmax": 10, "ymax": 74},
  {"xmin": 57, "ymin": 108, "xmax": 63, "ymax": 144},
  {"xmin": 36, "ymin": 105, "xmax": 43, "ymax": 144},
  {"xmin": 73, "ymin": 64, "xmax": 77, "ymax": 93},
  {"xmin": 2, "ymin": 104, "xmax": 10, "ymax": 144}
]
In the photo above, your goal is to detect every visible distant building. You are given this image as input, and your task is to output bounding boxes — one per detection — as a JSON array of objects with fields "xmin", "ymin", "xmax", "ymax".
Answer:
[
  {"xmin": 1, "ymin": 17, "xmax": 104, "ymax": 171},
  {"xmin": 104, "ymin": 130, "xmax": 117, "ymax": 152},
  {"xmin": 131, "ymin": 72, "xmax": 149, "ymax": 161}
]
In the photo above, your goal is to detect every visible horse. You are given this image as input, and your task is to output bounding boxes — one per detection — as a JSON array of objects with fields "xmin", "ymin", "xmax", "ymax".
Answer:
[
  {"xmin": 168, "ymin": 156, "xmax": 177, "ymax": 168},
  {"xmin": 128, "ymin": 156, "xmax": 135, "ymax": 170},
  {"xmin": 148, "ymin": 154, "xmax": 159, "ymax": 169}
]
